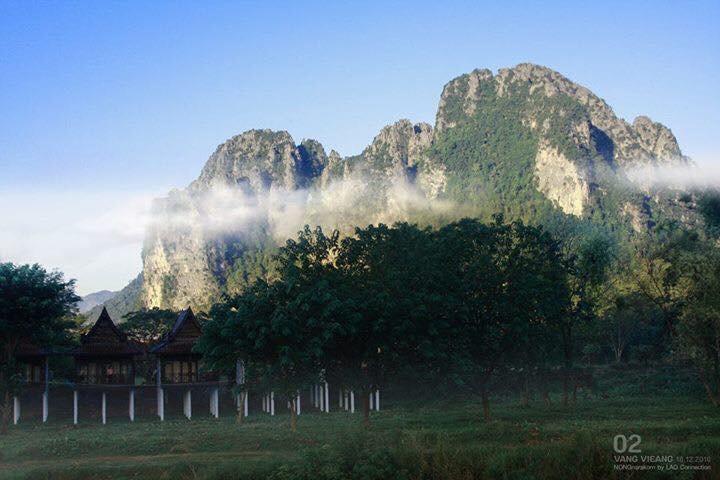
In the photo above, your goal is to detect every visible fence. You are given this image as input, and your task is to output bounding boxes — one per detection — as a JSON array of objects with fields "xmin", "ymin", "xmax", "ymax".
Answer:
[{"xmin": 12, "ymin": 381, "xmax": 381, "ymax": 425}]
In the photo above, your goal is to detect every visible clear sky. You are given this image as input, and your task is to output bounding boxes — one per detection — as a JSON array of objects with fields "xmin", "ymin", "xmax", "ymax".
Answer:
[{"xmin": 1, "ymin": 0, "xmax": 718, "ymax": 294}]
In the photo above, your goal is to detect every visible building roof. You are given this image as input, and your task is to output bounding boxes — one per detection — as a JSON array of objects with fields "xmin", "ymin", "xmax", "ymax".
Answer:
[
  {"xmin": 15, "ymin": 340, "xmax": 49, "ymax": 358},
  {"xmin": 73, "ymin": 307, "xmax": 143, "ymax": 357},
  {"xmin": 150, "ymin": 307, "xmax": 202, "ymax": 356}
]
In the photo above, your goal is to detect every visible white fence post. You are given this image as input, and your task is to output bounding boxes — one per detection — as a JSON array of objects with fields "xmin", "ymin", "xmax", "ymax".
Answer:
[
  {"xmin": 42, "ymin": 391, "xmax": 48, "ymax": 423},
  {"xmin": 73, "ymin": 390, "xmax": 78, "ymax": 424},
  {"xmin": 324, "ymin": 382, "xmax": 329, "ymax": 413},
  {"xmin": 101, "ymin": 392, "xmax": 107, "ymax": 425},
  {"xmin": 13, "ymin": 396, "xmax": 20, "ymax": 425},
  {"xmin": 129, "ymin": 389, "xmax": 135, "ymax": 422}
]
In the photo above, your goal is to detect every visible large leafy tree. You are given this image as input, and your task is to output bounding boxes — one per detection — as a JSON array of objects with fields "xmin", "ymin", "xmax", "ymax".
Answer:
[
  {"xmin": 556, "ymin": 227, "xmax": 615, "ymax": 405},
  {"xmin": 199, "ymin": 227, "xmax": 347, "ymax": 430},
  {"xmin": 332, "ymin": 223, "xmax": 450, "ymax": 425},
  {"xmin": 677, "ymin": 247, "xmax": 720, "ymax": 406},
  {"xmin": 0, "ymin": 263, "xmax": 79, "ymax": 433},
  {"xmin": 439, "ymin": 218, "xmax": 568, "ymax": 420}
]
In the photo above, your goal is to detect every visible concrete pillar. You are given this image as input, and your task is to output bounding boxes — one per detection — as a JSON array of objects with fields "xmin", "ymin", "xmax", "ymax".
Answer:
[
  {"xmin": 129, "ymin": 389, "xmax": 135, "ymax": 422},
  {"xmin": 157, "ymin": 388, "xmax": 164, "ymax": 421},
  {"xmin": 270, "ymin": 391, "xmax": 275, "ymax": 416},
  {"xmin": 13, "ymin": 396, "xmax": 20, "ymax": 425},
  {"xmin": 350, "ymin": 390, "xmax": 355, "ymax": 413},
  {"xmin": 101, "ymin": 392, "xmax": 107, "ymax": 425},
  {"xmin": 184, "ymin": 390, "xmax": 192, "ymax": 420},
  {"xmin": 42, "ymin": 391, "xmax": 48, "ymax": 423},
  {"xmin": 375, "ymin": 390, "xmax": 380, "ymax": 411},
  {"xmin": 157, "ymin": 357, "xmax": 164, "ymax": 421},
  {"xmin": 324, "ymin": 382, "xmax": 329, "ymax": 413},
  {"xmin": 43, "ymin": 356, "xmax": 49, "ymax": 423},
  {"xmin": 210, "ymin": 388, "xmax": 219, "ymax": 418},
  {"xmin": 73, "ymin": 390, "xmax": 78, "ymax": 425}
]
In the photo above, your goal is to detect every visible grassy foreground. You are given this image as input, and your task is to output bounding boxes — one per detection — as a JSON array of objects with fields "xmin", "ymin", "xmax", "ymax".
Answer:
[{"xmin": 1, "ymin": 389, "xmax": 719, "ymax": 480}]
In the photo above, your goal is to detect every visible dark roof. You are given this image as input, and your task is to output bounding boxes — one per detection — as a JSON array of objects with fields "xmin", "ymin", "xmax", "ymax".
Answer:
[
  {"xmin": 150, "ymin": 307, "xmax": 202, "ymax": 355},
  {"xmin": 15, "ymin": 340, "xmax": 49, "ymax": 358},
  {"xmin": 73, "ymin": 307, "xmax": 143, "ymax": 357}
]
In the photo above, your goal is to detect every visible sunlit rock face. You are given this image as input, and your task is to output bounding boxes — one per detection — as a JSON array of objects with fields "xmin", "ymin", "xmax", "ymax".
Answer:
[{"xmin": 103, "ymin": 64, "xmax": 697, "ymax": 317}]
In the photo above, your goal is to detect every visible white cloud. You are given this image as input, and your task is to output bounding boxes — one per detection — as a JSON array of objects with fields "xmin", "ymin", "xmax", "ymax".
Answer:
[
  {"xmin": 0, "ymin": 188, "xmax": 163, "ymax": 296},
  {"xmin": 0, "ymin": 174, "xmax": 454, "ymax": 297},
  {"xmin": 626, "ymin": 155, "xmax": 720, "ymax": 190}
]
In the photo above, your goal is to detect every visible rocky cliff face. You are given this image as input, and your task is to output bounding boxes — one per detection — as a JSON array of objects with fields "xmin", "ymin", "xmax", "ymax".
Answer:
[
  {"xmin": 102, "ymin": 63, "xmax": 695, "ymax": 316},
  {"xmin": 432, "ymin": 63, "xmax": 689, "ymax": 224}
]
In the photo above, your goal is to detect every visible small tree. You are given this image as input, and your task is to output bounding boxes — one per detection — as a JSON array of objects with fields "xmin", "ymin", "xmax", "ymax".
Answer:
[
  {"xmin": 557, "ymin": 229, "xmax": 615, "ymax": 405},
  {"xmin": 676, "ymin": 244, "xmax": 720, "ymax": 406},
  {"xmin": 0, "ymin": 263, "xmax": 78, "ymax": 434},
  {"xmin": 121, "ymin": 307, "xmax": 178, "ymax": 343}
]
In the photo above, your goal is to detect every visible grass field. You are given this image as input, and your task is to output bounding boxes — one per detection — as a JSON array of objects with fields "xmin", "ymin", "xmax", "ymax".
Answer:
[{"xmin": 1, "ymin": 367, "xmax": 719, "ymax": 479}]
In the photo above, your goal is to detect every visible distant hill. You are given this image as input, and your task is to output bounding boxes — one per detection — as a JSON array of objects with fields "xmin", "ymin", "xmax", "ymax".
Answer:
[
  {"xmin": 83, "ymin": 274, "xmax": 143, "ymax": 323},
  {"xmin": 77, "ymin": 290, "xmax": 116, "ymax": 313}
]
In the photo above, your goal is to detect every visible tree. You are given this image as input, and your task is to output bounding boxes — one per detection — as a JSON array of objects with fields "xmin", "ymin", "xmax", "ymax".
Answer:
[
  {"xmin": 675, "ymin": 242, "xmax": 720, "ymax": 406},
  {"xmin": 121, "ymin": 308, "xmax": 178, "ymax": 343},
  {"xmin": 439, "ymin": 217, "xmax": 568, "ymax": 420},
  {"xmin": 632, "ymin": 224, "xmax": 698, "ymax": 338},
  {"xmin": 0, "ymin": 263, "xmax": 79, "ymax": 434},
  {"xmin": 333, "ymin": 223, "xmax": 450, "ymax": 425},
  {"xmin": 198, "ymin": 227, "xmax": 346, "ymax": 430},
  {"xmin": 557, "ymin": 228, "xmax": 615, "ymax": 405}
]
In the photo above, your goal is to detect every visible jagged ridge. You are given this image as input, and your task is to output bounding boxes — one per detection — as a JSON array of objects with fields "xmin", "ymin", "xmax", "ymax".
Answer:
[{"xmin": 90, "ymin": 64, "xmax": 695, "ymax": 320}]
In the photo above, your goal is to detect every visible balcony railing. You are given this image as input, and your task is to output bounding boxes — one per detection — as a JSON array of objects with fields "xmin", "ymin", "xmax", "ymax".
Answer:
[{"xmin": 76, "ymin": 374, "xmax": 134, "ymax": 385}]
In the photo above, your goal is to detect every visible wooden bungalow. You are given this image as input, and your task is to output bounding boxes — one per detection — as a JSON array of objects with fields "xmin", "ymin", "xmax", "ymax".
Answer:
[
  {"xmin": 150, "ymin": 307, "xmax": 218, "ymax": 419},
  {"xmin": 74, "ymin": 307, "xmax": 142, "ymax": 385},
  {"xmin": 72, "ymin": 307, "xmax": 143, "ymax": 424},
  {"xmin": 13, "ymin": 341, "xmax": 50, "ymax": 424},
  {"xmin": 15, "ymin": 341, "xmax": 49, "ymax": 386}
]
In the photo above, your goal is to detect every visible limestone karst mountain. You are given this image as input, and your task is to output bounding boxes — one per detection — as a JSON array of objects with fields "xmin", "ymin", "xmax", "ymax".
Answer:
[{"xmin": 89, "ymin": 63, "xmax": 695, "ymax": 320}]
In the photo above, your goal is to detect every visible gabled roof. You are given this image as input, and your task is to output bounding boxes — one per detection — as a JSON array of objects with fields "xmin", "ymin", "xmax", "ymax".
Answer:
[
  {"xmin": 150, "ymin": 307, "xmax": 202, "ymax": 355},
  {"xmin": 73, "ymin": 307, "xmax": 143, "ymax": 357}
]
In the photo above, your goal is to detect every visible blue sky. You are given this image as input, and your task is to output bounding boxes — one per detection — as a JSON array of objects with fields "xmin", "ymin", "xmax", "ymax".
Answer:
[{"xmin": 1, "ymin": 0, "xmax": 718, "ymax": 294}]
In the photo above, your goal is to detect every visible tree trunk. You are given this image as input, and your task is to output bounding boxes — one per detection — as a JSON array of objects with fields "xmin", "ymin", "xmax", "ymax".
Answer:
[
  {"xmin": 521, "ymin": 369, "xmax": 530, "ymax": 407},
  {"xmin": 562, "ymin": 324, "xmax": 573, "ymax": 407},
  {"xmin": 1, "ymin": 391, "xmax": 10, "ymax": 435},
  {"xmin": 289, "ymin": 397, "xmax": 297, "ymax": 432},
  {"xmin": 542, "ymin": 390, "xmax": 551, "ymax": 406},
  {"xmin": 481, "ymin": 388, "xmax": 490, "ymax": 422},
  {"xmin": 698, "ymin": 368, "xmax": 720, "ymax": 407}
]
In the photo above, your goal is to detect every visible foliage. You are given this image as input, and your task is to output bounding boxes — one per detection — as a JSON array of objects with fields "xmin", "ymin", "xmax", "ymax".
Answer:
[
  {"xmin": 0, "ymin": 263, "xmax": 79, "ymax": 433},
  {"xmin": 121, "ymin": 307, "xmax": 178, "ymax": 343}
]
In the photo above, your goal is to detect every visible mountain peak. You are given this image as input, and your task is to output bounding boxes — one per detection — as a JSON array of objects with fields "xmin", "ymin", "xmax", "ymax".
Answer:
[{"xmin": 436, "ymin": 63, "xmax": 685, "ymax": 167}]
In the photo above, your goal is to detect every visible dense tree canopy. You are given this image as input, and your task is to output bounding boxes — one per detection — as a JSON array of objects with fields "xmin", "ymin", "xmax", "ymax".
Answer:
[{"xmin": 0, "ymin": 263, "xmax": 79, "ymax": 433}]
